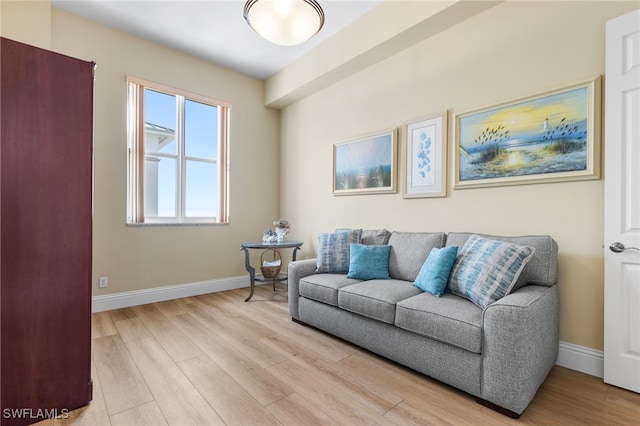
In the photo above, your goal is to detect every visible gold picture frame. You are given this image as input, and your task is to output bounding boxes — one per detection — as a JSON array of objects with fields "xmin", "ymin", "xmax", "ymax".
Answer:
[
  {"xmin": 454, "ymin": 76, "xmax": 601, "ymax": 189},
  {"xmin": 333, "ymin": 128, "xmax": 397, "ymax": 196}
]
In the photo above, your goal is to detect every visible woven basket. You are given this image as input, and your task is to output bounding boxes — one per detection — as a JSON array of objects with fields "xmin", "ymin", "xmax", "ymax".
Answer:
[{"xmin": 260, "ymin": 249, "xmax": 282, "ymax": 279}]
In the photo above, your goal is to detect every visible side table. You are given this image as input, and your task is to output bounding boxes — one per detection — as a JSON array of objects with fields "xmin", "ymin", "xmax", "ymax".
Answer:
[{"xmin": 240, "ymin": 240, "xmax": 303, "ymax": 302}]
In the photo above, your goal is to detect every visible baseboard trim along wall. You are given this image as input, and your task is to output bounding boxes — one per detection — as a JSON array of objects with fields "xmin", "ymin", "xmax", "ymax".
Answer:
[
  {"xmin": 92, "ymin": 276, "xmax": 248, "ymax": 313},
  {"xmin": 557, "ymin": 341, "xmax": 604, "ymax": 378},
  {"xmin": 92, "ymin": 279, "xmax": 605, "ymax": 379}
]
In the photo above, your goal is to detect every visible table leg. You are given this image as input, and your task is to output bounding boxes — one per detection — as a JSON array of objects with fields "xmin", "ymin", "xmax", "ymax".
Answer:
[{"xmin": 241, "ymin": 247, "xmax": 256, "ymax": 302}]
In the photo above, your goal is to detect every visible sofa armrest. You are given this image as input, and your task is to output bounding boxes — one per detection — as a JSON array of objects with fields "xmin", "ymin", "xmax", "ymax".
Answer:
[
  {"xmin": 288, "ymin": 259, "xmax": 318, "ymax": 320},
  {"xmin": 481, "ymin": 284, "xmax": 559, "ymax": 415}
]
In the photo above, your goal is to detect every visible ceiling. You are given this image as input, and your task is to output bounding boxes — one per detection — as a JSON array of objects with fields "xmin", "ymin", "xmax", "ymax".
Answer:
[{"xmin": 51, "ymin": 0, "xmax": 382, "ymax": 80}]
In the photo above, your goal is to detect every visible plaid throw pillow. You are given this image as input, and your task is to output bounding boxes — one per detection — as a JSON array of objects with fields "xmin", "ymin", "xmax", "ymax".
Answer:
[
  {"xmin": 316, "ymin": 229, "xmax": 362, "ymax": 273},
  {"xmin": 447, "ymin": 235, "xmax": 535, "ymax": 308},
  {"xmin": 316, "ymin": 229, "xmax": 362, "ymax": 274}
]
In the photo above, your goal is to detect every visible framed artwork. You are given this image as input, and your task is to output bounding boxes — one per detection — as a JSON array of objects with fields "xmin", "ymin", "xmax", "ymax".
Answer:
[
  {"xmin": 403, "ymin": 111, "xmax": 448, "ymax": 198},
  {"xmin": 454, "ymin": 76, "xmax": 601, "ymax": 189},
  {"xmin": 333, "ymin": 128, "xmax": 397, "ymax": 195}
]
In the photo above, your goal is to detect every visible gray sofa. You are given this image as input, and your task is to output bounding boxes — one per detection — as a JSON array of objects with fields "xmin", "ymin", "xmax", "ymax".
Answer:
[{"xmin": 288, "ymin": 230, "xmax": 559, "ymax": 417}]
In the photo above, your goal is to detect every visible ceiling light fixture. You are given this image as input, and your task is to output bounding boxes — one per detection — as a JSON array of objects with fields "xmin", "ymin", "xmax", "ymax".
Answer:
[{"xmin": 243, "ymin": 0, "xmax": 325, "ymax": 46}]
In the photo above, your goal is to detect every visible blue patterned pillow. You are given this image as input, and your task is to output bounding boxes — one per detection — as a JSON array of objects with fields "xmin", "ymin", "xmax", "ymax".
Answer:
[
  {"xmin": 316, "ymin": 229, "xmax": 362, "ymax": 273},
  {"xmin": 447, "ymin": 235, "xmax": 535, "ymax": 308},
  {"xmin": 347, "ymin": 243, "xmax": 391, "ymax": 280},
  {"xmin": 414, "ymin": 246, "xmax": 458, "ymax": 297}
]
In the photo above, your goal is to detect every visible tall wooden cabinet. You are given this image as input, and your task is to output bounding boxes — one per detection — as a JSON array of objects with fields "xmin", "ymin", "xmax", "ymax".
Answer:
[{"xmin": 1, "ymin": 38, "xmax": 93, "ymax": 425}]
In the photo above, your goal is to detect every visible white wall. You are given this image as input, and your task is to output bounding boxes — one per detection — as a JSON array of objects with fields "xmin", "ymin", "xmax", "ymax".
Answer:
[
  {"xmin": 279, "ymin": 1, "xmax": 640, "ymax": 351},
  {"xmin": 2, "ymin": 1, "xmax": 282, "ymax": 296},
  {"xmin": 4, "ymin": 0, "xmax": 638, "ymax": 352},
  {"xmin": 52, "ymin": 9, "xmax": 281, "ymax": 296},
  {"xmin": 1, "ymin": 0, "xmax": 51, "ymax": 49}
]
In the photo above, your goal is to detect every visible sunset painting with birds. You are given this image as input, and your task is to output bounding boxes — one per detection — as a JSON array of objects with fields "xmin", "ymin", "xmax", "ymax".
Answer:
[{"xmin": 457, "ymin": 85, "xmax": 590, "ymax": 183}]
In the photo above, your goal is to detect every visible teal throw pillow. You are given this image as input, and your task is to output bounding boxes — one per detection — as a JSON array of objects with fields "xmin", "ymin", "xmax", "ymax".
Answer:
[
  {"xmin": 447, "ymin": 235, "xmax": 535, "ymax": 308},
  {"xmin": 316, "ymin": 229, "xmax": 362, "ymax": 273},
  {"xmin": 347, "ymin": 243, "xmax": 391, "ymax": 280},
  {"xmin": 413, "ymin": 246, "xmax": 459, "ymax": 297}
]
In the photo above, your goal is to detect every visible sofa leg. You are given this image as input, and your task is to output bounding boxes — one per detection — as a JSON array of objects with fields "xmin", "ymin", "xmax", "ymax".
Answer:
[
  {"xmin": 475, "ymin": 398, "xmax": 520, "ymax": 419},
  {"xmin": 291, "ymin": 317, "xmax": 307, "ymax": 326}
]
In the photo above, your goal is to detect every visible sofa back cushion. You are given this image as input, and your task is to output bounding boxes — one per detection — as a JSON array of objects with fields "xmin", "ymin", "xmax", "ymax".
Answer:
[
  {"xmin": 388, "ymin": 232, "xmax": 446, "ymax": 281},
  {"xmin": 445, "ymin": 232, "xmax": 558, "ymax": 290},
  {"xmin": 361, "ymin": 229, "xmax": 391, "ymax": 245}
]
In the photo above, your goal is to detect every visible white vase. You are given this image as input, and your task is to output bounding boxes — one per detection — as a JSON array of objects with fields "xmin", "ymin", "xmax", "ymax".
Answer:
[{"xmin": 275, "ymin": 227, "xmax": 288, "ymax": 242}]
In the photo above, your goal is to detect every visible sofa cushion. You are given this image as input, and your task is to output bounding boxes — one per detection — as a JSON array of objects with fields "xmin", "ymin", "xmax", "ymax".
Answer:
[
  {"xmin": 361, "ymin": 229, "xmax": 391, "ymax": 245},
  {"xmin": 387, "ymin": 232, "xmax": 446, "ymax": 282},
  {"xmin": 300, "ymin": 274, "xmax": 361, "ymax": 307},
  {"xmin": 338, "ymin": 280, "xmax": 422, "ymax": 324},
  {"xmin": 347, "ymin": 243, "xmax": 391, "ymax": 280},
  {"xmin": 414, "ymin": 246, "xmax": 458, "ymax": 297},
  {"xmin": 446, "ymin": 232, "xmax": 558, "ymax": 290},
  {"xmin": 395, "ymin": 292, "xmax": 483, "ymax": 353},
  {"xmin": 447, "ymin": 235, "xmax": 535, "ymax": 308},
  {"xmin": 316, "ymin": 229, "xmax": 362, "ymax": 273}
]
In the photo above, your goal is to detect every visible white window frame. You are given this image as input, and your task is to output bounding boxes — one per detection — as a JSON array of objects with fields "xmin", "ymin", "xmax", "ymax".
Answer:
[{"xmin": 126, "ymin": 76, "xmax": 230, "ymax": 225}]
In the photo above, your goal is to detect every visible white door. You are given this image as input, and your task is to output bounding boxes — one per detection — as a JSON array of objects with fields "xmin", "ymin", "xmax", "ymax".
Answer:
[{"xmin": 604, "ymin": 9, "xmax": 640, "ymax": 393}]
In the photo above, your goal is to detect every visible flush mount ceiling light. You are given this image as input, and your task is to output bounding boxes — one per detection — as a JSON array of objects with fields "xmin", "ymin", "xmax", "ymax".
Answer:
[{"xmin": 244, "ymin": 0, "xmax": 325, "ymax": 46}]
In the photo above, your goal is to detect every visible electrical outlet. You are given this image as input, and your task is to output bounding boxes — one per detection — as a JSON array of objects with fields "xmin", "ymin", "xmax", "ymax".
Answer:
[{"xmin": 98, "ymin": 276, "xmax": 108, "ymax": 288}]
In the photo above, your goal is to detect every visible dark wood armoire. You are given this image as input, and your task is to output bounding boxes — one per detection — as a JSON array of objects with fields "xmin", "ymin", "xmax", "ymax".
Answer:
[{"xmin": 1, "ymin": 38, "xmax": 93, "ymax": 425}]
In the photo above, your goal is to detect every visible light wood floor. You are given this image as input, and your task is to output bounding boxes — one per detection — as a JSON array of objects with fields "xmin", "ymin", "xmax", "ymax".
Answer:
[{"xmin": 37, "ymin": 284, "xmax": 639, "ymax": 426}]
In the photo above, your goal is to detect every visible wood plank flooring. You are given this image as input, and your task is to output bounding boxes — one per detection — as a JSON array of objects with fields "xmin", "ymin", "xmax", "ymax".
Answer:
[{"xmin": 36, "ymin": 285, "xmax": 639, "ymax": 425}]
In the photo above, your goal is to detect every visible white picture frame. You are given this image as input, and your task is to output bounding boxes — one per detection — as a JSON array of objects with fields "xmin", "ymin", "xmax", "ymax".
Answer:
[{"xmin": 403, "ymin": 111, "xmax": 448, "ymax": 198}]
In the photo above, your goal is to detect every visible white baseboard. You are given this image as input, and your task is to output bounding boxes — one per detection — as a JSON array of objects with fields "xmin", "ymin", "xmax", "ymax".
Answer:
[
  {"xmin": 557, "ymin": 341, "xmax": 604, "ymax": 378},
  {"xmin": 92, "ymin": 276, "xmax": 248, "ymax": 313},
  {"xmin": 92, "ymin": 280, "xmax": 605, "ymax": 379}
]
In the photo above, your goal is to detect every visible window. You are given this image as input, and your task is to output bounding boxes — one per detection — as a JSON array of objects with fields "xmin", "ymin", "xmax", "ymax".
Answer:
[{"xmin": 127, "ymin": 77, "xmax": 230, "ymax": 224}]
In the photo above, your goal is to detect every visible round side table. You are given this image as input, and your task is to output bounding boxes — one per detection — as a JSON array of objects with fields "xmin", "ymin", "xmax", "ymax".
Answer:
[{"xmin": 240, "ymin": 240, "xmax": 303, "ymax": 302}]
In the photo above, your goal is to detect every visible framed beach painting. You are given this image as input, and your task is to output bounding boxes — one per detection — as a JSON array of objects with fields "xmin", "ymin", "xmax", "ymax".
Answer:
[
  {"xmin": 333, "ymin": 128, "xmax": 397, "ymax": 195},
  {"xmin": 403, "ymin": 111, "xmax": 448, "ymax": 198},
  {"xmin": 453, "ymin": 76, "xmax": 601, "ymax": 189}
]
